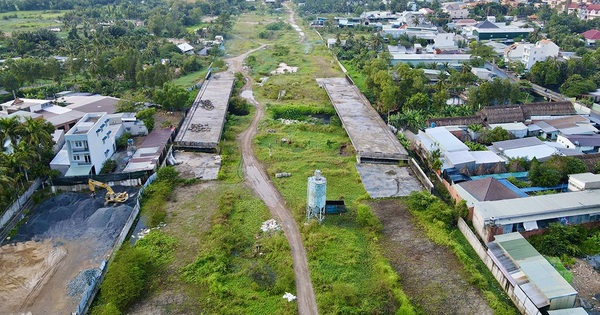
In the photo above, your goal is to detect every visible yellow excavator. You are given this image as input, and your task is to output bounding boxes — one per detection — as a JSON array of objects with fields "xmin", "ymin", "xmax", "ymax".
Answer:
[{"xmin": 88, "ymin": 179, "xmax": 129, "ymax": 205}]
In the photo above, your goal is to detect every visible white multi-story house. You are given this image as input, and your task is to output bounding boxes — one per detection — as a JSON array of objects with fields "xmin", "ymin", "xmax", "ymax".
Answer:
[
  {"xmin": 521, "ymin": 39, "xmax": 560, "ymax": 70},
  {"xmin": 64, "ymin": 112, "xmax": 123, "ymax": 176},
  {"xmin": 568, "ymin": 3, "xmax": 600, "ymax": 20}
]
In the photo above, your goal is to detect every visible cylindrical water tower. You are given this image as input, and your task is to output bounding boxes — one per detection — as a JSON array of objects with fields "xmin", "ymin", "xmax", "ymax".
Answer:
[{"xmin": 307, "ymin": 170, "xmax": 326, "ymax": 222}]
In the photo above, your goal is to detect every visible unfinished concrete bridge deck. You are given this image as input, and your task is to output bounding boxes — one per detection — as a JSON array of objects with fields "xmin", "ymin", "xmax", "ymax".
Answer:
[
  {"xmin": 175, "ymin": 71, "xmax": 235, "ymax": 151},
  {"xmin": 317, "ymin": 77, "xmax": 408, "ymax": 164}
]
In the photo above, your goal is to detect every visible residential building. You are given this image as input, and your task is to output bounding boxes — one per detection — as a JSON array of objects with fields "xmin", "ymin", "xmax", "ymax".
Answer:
[
  {"xmin": 177, "ymin": 43, "xmax": 195, "ymax": 54},
  {"xmin": 488, "ymin": 122, "xmax": 528, "ymax": 138},
  {"xmin": 454, "ymin": 18, "xmax": 478, "ymax": 28},
  {"xmin": 488, "ymin": 137, "xmax": 560, "ymax": 161},
  {"xmin": 521, "ymin": 40, "xmax": 560, "ymax": 70},
  {"xmin": 568, "ymin": 3, "xmax": 600, "ymax": 20},
  {"xmin": 488, "ymin": 233, "xmax": 578, "ymax": 310},
  {"xmin": 443, "ymin": 4, "xmax": 469, "ymax": 19},
  {"xmin": 471, "ymin": 67, "xmax": 495, "ymax": 81},
  {"xmin": 473, "ymin": 189, "xmax": 600, "ymax": 241},
  {"xmin": 63, "ymin": 112, "xmax": 122, "ymax": 176},
  {"xmin": 453, "ymin": 177, "xmax": 523, "ymax": 212},
  {"xmin": 582, "ymin": 29, "xmax": 600, "ymax": 46},
  {"xmin": 557, "ymin": 134, "xmax": 600, "ymax": 153},
  {"xmin": 532, "ymin": 115, "xmax": 597, "ymax": 136},
  {"xmin": 388, "ymin": 45, "xmax": 471, "ymax": 65},
  {"xmin": 504, "ymin": 43, "xmax": 526, "ymax": 63},
  {"xmin": 419, "ymin": 8, "xmax": 434, "ymax": 15},
  {"xmin": 471, "ymin": 20, "xmax": 534, "ymax": 40},
  {"xmin": 1, "ymin": 95, "xmax": 119, "ymax": 131}
]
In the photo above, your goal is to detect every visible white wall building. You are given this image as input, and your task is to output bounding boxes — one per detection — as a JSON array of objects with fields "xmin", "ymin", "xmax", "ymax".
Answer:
[
  {"xmin": 64, "ymin": 112, "xmax": 123, "ymax": 176},
  {"xmin": 521, "ymin": 40, "xmax": 560, "ymax": 70}
]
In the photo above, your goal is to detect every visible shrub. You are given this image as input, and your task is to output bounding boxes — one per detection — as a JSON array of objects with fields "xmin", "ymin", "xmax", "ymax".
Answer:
[
  {"xmin": 228, "ymin": 96, "xmax": 250, "ymax": 116},
  {"xmin": 98, "ymin": 244, "xmax": 154, "ymax": 310},
  {"xmin": 116, "ymin": 132, "xmax": 132, "ymax": 150},
  {"xmin": 529, "ymin": 223, "xmax": 585, "ymax": 257},
  {"xmin": 506, "ymin": 176, "xmax": 529, "ymax": 188},
  {"xmin": 93, "ymin": 231, "xmax": 175, "ymax": 313},
  {"xmin": 356, "ymin": 204, "xmax": 382, "ymax": 233},
  {"xmin": 100, "ymin": 159, "xmax": 117, "ymax": 174},
  {"xmin": 406, "ymin": 191, "xmax": 438, "ymax": 212}
]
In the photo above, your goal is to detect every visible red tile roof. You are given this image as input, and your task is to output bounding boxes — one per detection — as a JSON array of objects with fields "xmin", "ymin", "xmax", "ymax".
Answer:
[
  {"xmin": 570, "ymin": 3, "xmax": 600, "ymax": 10},
  {"xmin": 582, "ymin": 29, "xmax": 600, "ymax": 40}
]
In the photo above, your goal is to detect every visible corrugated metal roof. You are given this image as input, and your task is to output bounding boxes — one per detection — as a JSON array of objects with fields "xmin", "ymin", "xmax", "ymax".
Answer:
[
  {"xmin": 494, "ymin": 233, "xmax": 577, "ymax": 303},
  {"xmin": 476, "ymin": 190, "xmax": 600, "ymax": 224},
  {"xmin": 425, "ymin": 127, "xmax": 469, "ymax": 152}
]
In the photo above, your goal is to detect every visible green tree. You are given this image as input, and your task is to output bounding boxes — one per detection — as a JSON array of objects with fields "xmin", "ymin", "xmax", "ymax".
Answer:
[
  {"xmin": 153, "ymin": 83, "xmax": 190, "ymax": 111},
  {"xmin": 477, "ymin": 127, "xmax": 512, "ymax": 145},
  {"xmin": 559, "ymin": 74, "xmax": 597, "ymax": 97},
  {"xmin": 136, "ymin": 108, "xmax": 156, "ymax": 132}
]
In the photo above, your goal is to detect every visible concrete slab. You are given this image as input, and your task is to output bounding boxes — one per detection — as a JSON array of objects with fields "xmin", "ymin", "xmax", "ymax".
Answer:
[
  {"xmin": 356, "ymin": 164, "xmax": 423, "ymax": 198},
  {"xmin": 173, "ymin": 151, "xmax": 221, "ymax": 180},
  {"xmin": 317, "ymin": 77, "xmax": 408, "ymax": 163},
  {"xmin": 175, "ymin": 72, "xmax": 235, "ymax": 151}
]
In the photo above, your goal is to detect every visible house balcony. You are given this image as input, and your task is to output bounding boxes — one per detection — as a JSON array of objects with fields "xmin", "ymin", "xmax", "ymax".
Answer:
[{"xmin": 71, "ymin": 146, "xmax": 90, "ymax": 152}]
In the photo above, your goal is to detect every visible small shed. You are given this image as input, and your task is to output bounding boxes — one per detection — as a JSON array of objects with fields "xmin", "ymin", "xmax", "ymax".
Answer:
[{"xmin": 568, "ymin": 172, "xmax": 600, "ymax": 191}]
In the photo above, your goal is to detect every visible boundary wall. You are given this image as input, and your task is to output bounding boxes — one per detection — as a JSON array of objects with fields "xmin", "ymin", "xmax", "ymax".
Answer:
[
  {"xmin": 408, "ymin": 158, "xmax": 433, "ymax": 192},
  {"xmin": 0, "ymin": 178, "xmax": 43, "ymax": 241}
]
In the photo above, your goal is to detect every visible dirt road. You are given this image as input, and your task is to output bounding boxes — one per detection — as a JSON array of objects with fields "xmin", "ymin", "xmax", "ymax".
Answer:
[{"xmin": 225, "ymin": 28, "xmax": 319, "ymax": 315}]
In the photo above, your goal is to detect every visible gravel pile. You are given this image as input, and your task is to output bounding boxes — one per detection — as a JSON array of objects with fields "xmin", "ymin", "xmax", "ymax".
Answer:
[
  {"xmin": 11, "ymin": 189, "xmax": 138, "ymax": 252},
  {"xmin": 67, "ymin": 268, "xmax": 101, "ymax": 297}
]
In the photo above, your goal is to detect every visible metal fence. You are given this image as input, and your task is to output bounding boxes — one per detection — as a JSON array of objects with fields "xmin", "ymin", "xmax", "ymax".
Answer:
[
  {"xmin": 52, "ymin": 170, "xmax": 150, "ymax": 186},
  {"xmin": 75, "ymin": 172, "xmax": 158, "ymax": 315}
]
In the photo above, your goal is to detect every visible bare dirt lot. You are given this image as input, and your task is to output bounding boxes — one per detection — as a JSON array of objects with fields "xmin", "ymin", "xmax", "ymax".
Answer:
[
  {"xmin": 571, "ymin": 258, "xmax": 600, "ymax": 313},
  {"xmin": 0, "ymin": 190, "xmax": 137, "ymax": 314},
  {"xmin": 371, "ymin": 199, "xmax": 494, "ymax": 315}
]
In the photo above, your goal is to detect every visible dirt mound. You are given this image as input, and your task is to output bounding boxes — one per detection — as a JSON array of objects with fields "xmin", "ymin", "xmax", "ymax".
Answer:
[
  {"xmin": 1, "ymin": 191, "xmax": 137, "ymax": 314},
  {"xmin": 0, "ymin": 240, "xmax": 66, "ymax": 312}
]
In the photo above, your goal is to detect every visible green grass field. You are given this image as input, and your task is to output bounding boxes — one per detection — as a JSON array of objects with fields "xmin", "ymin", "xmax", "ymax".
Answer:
[
  {"xmin": 232, "ymin": 9, "xmax": 416, "ymax": 312},
  {"xmin": 0, "ymin": 10, "xmax": 67, "ymax": 34},
  {"xmin": 171, "ymin": 68, "xmax": 209, "ymax": 88}
]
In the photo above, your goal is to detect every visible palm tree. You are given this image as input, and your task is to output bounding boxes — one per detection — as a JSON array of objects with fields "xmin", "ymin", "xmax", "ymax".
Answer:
[
  {"xmin": 0, "ymin": 116, "xmax": 21, "ymax": 152},
  {"xmin": 17, "ymin": 117, "xmax": 54, "ymax": 157}
]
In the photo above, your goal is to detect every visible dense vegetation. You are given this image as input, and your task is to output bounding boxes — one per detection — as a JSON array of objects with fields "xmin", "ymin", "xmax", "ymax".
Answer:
[
  {"xmin": 0, "ymin": 116, "xmax": 56, "ymax": 215},
  {"xmin": 530, "ymin": 223, "xmax": 600, "ymax": 266}
]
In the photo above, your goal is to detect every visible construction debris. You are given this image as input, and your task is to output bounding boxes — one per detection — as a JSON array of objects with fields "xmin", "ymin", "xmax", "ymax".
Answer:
[
  {"xmin": 283, "ymin": 292, "xmax": 297, "ymax": 302},
  {"xmin": 260, "ymin": 219, "xmax": 281, "ymax": 233},
  {"xmin": 132, "ymin": 223, "xmax": 167, "ymax": 240},
  {"xmin": 199, "ymin": 99, "xmax": 214, "ymax": 110},
  {"xmin": 189, "ymin": 123, "xmax": 211, "ymax": 132}
]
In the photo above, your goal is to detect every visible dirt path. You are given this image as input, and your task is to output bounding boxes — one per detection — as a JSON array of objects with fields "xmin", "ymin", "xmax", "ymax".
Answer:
[
  {"xmin": 372, "ymin": 200, "xmax": 494, "ymax": 315},
  {"xmin": 224, "ymin": 10, "xmax": 319, "ymax": 314}
]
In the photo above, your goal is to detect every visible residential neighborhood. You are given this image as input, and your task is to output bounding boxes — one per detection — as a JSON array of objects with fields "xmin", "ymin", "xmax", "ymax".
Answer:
[{"xmin": 1, "ymin": 0, "xmax": 600, "ymax": 314}]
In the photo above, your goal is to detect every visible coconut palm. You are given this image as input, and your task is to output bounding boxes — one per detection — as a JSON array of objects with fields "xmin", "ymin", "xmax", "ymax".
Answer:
[{"xmin": 0, "ymin": 116, "xmax": 21, "ymax": 152}]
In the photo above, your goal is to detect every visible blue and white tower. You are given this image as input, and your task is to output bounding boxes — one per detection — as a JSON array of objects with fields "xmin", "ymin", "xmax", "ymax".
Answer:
[{"xmin": 307, "ymin": 170, "xmax": 326, "ymax": 222}]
